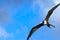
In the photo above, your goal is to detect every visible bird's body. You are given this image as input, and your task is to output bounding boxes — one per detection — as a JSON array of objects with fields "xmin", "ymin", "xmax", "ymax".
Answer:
[
  {"xmin": 27, "ymin": 3, "xmax": 60, "ymax": 40},
  {"xmin": 44, "ymin": 20, "xmax": 47, "ymax": 24}
]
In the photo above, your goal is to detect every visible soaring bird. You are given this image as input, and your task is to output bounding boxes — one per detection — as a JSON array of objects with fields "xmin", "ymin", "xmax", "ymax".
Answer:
[{"xmin": 27, "ymin": 3, "xmax": 60, "ymax": 40}]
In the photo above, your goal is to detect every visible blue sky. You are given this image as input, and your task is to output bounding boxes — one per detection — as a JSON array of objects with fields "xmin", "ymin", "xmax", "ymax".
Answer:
[{"xmin": 0, "ymin": 0, "xmax": 60, "ymax": 40}]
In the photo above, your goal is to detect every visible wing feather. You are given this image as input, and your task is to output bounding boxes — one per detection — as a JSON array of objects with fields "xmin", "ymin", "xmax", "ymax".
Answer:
[
  {"xmin": 45, "ymin": 3, "xmax": 60, "ymax": 21},
  {"xmin": 27, "ymin": 23, "xmax": 44, "ymax": 40}
]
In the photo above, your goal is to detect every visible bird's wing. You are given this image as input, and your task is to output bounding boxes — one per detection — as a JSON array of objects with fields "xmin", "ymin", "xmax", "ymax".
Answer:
[
  {"xmin": 27, "ymin": 23, "xmax": 44, "ymax": 40},
  {"xmin": 45, "ymin": 3, "xmax": 60, "ymax": 21}
]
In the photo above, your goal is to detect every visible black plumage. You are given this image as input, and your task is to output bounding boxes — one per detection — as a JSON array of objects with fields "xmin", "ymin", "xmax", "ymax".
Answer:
[{"xmin": 27, "ymin": 3, "xmax": 60, "ymax": 40}]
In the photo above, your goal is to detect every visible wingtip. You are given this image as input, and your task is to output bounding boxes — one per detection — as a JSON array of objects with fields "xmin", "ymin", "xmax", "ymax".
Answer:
[
  {"xmin": 59, "ymin": 3, "xmax": 60, "ymax": 4},
  {"xmin": 27, "ymin": 38, "xmax": 28, "ymax": 40},
  {"xmin": 27, "ymin": 36, "xmax": 29, "ymax": 40},
  {"xmin": 58, "ymin": 3, "xmax": 60, "ymax": 5}
]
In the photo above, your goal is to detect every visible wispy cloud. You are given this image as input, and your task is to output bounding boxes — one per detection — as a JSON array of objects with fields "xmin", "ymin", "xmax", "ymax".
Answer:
[
  {"xmin": 51, "ymin": 0, "xmax": 60, "ymax": 23},
  {"xmin": 53, "ymin": 0, "xmax": 60, "ymax": 4},
  {"xmin": 0, "ymin": 27, "xmax": 14, "ymax": 40}
]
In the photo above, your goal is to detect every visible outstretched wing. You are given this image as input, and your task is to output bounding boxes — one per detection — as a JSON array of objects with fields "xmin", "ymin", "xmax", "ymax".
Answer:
[
  {"xmin": 27, "ymin": 23, "xmax": 44, "ymax": 40},
  {"xmin": 45, "ymin": 3, "xmax": 60, "ymax": 21}
]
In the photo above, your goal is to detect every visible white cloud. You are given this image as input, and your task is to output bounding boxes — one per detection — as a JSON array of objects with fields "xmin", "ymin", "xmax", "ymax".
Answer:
[
  {"xmin": 31, "ymin": 0, "xmax": 45, "ymax": 12},
  {"xmin": 53, "ymin": 0, "xmax": 60, "ymax": 4},
  {"xmin": 0, "ymin": 27, "xmax": 14, "ymax": 40}
]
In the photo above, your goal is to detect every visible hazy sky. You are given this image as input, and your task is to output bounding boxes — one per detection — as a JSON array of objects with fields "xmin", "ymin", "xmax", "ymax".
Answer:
[{"xmin": 0, "ymin": 0, "xmax": 60, "ymax": 40}]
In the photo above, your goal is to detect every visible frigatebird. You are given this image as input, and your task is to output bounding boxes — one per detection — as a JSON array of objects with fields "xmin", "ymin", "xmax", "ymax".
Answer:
[{"xmin": 27, "ymin": 3, "xmax": 60, "ymax": 40}]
